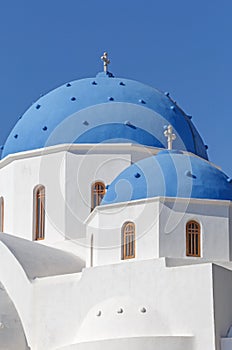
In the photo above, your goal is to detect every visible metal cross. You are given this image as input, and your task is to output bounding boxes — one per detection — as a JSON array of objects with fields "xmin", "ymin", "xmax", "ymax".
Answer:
[
  {"xmin": 101, "ymin": 52, "xmax": 110, "ymax": 72},
  {"xmin": 164, "ymin": 125, "xmax": 176, "ymax": 150}
]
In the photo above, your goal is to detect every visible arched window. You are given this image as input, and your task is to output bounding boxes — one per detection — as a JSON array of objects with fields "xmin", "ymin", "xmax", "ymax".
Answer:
[
  {"xmin": 90, "ymin": 234, "xmax": 94, "ymax": 267},
  {"xmin": 122, "ymin": 222, "xmax": 136, "ymax": 260},
  {"xmin": 186, "ymin": 220, "xmax": 201, "ymax": 257},
  {"xmin": 34, "ymin": 185, "xmax": 45, "ymax": 240},
  {"xmin": 0, "ymin": 197, "xmax": 4, "ymax": 232},
  {"xmin": 91, "ymin": 181, "xmax": 105, "ymax": 211}
]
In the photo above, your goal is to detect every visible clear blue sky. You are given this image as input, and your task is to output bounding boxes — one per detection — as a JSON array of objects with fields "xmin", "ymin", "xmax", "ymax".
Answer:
[{"xmin": 0, "ymin": 0, "xmax": 231, "ymax": 175}]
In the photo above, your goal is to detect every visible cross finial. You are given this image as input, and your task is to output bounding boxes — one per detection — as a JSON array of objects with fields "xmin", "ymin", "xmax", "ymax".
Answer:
[
  {"xmin": 164, "ymin": 125, "xmax": 176, "ymax": 150},
  {"xmin": 101, "ymin": 52, "xmax": 110, "ymax": 72}
]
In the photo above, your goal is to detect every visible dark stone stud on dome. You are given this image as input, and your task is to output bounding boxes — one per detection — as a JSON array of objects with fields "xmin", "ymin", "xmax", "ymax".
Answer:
[
  {"xmin": 205, "ymin": 145, "xmax": 208, "ymax": 150},
  {"xmin": 185, "ymin": 170, "xmax": 197, "ymax": 179},
  {"xmin": 14, "ymin": 134, "xmax": 18, "ymax": 139},
  {"xmin": 164, "ymin": 92, "xmax": 170, "ymax": 97},
  {"xmin": 170, "ymin": 105, "xmax": 175, "ymax": 111},
  {"xmin": 108, "ymin": 97, "xmax": 114, "ymax": 101},
  {"xmin": 139, "ymin": 99, "xmax": 146, "ymax": 104},
  {"xmin": 96, "ymin": 311, "xmax": 101, "ymax": 317},
  {"xmin": 18, "ymin": 116, "xmax": 22, "ymax": 120},
  {"xmin": 66, "ymin": 83, "xmax": 71, "ymax": 87},
  {"xmin": 125, "ymin": 120, "xmax": 136, "ymax": 129},
  {"xmin": 227, "ymin": 178, "xmax": 232, "ymax": 183},
  {"xmin": 140, "ymin": 307, "xmax": 147, "ymax": 313},
  {"xmin": 134, "ymin": 172, "xmax": 141, "ymax": 178},
  {"xmin": 117, "ymin": 308, "xmax": 123, "ymax": 314},
  {"xmin": 71, "ymin": 97, "xmax": 76, "ymax": 101},
  {"xmin": 43, "ymin": 126, "xmax": 48, "ymax": 131},
  {"xmin": 36, "ymin": 104, "xmax": 41, "ymax": 109},
  {"xmin": 92, "ymin": 81, "xmax": 97, "ymax": 85},
  {"xmin": 0, "ymin": 145, "xmax": 4, "ymax": 151},
  {"xmin": 188, "ymin": 115, "xmax": 193, "ymax": 119},
  {"xmin": 105, "ymin": 185, "xmax": 109, "ymax": 189},
  {"xmin": 119, "ymin": 81, "xmax": 125, "ymax": 86},
  {"xmin": 83, "ymin": 121, "xmax": 89, "ymax": 126}
]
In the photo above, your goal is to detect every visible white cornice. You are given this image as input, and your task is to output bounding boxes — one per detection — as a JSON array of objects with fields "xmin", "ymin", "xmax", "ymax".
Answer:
[
  {"xmin": 0, "ymin": 143, "xmax": 220, "ymax": 170},
  {"xmin": 84, "ymin": 196, "xmax": 231, "ymax": 224}
]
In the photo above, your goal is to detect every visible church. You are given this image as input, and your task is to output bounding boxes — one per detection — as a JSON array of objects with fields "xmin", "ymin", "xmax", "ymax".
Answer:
[{"xmin": 0, "ymin": 53, "xmax": 232, "ymax": 350}]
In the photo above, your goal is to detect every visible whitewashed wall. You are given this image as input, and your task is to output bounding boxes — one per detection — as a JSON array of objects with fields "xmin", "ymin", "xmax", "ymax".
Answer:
[
  {"xmin": 87, "ymin": 197, "xmax": 231, "ymax": 266},
  {"xmin": 0, "ymin": 146, "xmax": 132, "ymax": 243},
  {"xmin": 65, "ymin": 152, "xmax": 131, "ymax": 239},
  {"xmin": 0, "ymin": 163, "xmax": 14, "ymax": 234},
  {"xmin": 213, "ymin": 264, "xmax": 232, "ymax": 350},
  {"xmin": 159, "ymin": 198, "xmax": 231, "ymax": 261},
  {"xmin": 229, "ymin": 203, "xmax": 232, "ymax": 260},
  {"xmin": 30, "ymin": 259, "xmax": 215, "ymax": 350},
  {"xmin": 86, "ymin": 200, "xmax": 160, "ymax": 267},
  {"xmin": 0, "ymin": 152, "xmax": 66, "ymax": 243}
]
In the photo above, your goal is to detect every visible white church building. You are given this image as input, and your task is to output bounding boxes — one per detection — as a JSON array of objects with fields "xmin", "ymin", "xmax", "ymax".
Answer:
[{"xmin": 0, "ymin": 53, "xmax": 232, "ymax": 350}]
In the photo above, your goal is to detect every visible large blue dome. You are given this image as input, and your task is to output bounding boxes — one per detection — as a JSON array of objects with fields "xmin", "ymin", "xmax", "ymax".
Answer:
[
  {"xmin": 102, "ymin": 150, "xmax": 232, "ymax": 204},
  {"xmin": 2, "ymin": 72, "xmax": 208, "ymax": 159}
]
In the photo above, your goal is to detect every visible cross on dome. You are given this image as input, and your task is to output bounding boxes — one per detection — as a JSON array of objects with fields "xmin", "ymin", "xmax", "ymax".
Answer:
[
  {"xmin": 164, "ymin": 125, "xmax": 176, "ymax": 150},
  {"xmin": 101, "ymin": 52, "xmax": 110, "ymax": 72}
]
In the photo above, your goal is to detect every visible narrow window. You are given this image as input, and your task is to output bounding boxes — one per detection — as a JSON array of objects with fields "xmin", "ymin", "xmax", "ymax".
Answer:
[
  {"xmin": 34, "ymin": 185, "xmax": 45, "ymax": 240},
  {"xmin": 91, "ymin": 181, "xmax": 105, "ymax": 211},
  {"xmin": 122, "ymin": 222, "xmax": 136, "ymax": 260},
  {"xmin": 0, "ymin": 197, "xmax": 4, "ymax": 232},
  {"xmin": 90, "ymin": 234, "xmax": 94, "ymax": 267},
  {"xmin": 186, "ymin": 220, "xmax": 200, "ymax": 257}
]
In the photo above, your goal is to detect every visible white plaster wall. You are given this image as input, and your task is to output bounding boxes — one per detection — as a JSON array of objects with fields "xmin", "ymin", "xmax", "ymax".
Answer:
[
  {"xmin": 221, "ymin": 338, "xmax": 232, "ymax": 350},
  {"xmin": 0, "ymin": 152, "xmax": 66, "ymax": 243},
  {"xmin": 0, "ymin": 281, "xmax": 29, "ymax": 349},
  {"xmin": 0, "ymin": 242, "xmax": 33, "ymax": 347},
  {"xmin": 86, "ymin": 200, "xmax": 159, "ymax": 267},
  {"xmin": 212, "ymin": 264, "xmax": 232, "ymax": 350},
  {"xmin": 0, "ymin": 163, "xmax": 14, "ymax": 234},
  {"xmin": 65, "ymin": 152, "xmax": 131, "ymax": 239},
  {"xmin": 229, "ymin": 203, "xmax": 232, "ymax": 260},
  {"xmin": 0, "ymin": 147, "xmax": 135, "ymax": 244},
  {"xmin": 87, "ymin": 197, "xmax": 231, "ymax": 267},
  {"xmin": 58, "ymin": 336, "xmax": 194, "ymax": 350},
  {"xmin": 31, "ymin": 259, "xmax": 216, "ymax": 350},
  {"xmin": 159, "ymin": 199, "xmax": 230, "ymax": 261}
]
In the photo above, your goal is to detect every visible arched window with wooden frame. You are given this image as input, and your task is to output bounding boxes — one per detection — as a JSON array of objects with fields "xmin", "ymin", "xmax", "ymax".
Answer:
[
  {"xmin": 122, "ymin": 221, "xmax": 136, "ymax": 260},
  {"xmin": 186, "ymin": 220, "xmax": 201, "ymax": 257},
  {"xmin": 33, "ymin": 185, "xmax": 45, "ymax": 240},
  {"xmin": 0, "ymin": 197, "xmax": 4, "ymax": 233},
  {"xmin": 91, "ymin": 181, "xmax": 106, "ymax": 211},
  {"xmin": 90, "ymin": 234, "xmax": 94, "ymax": 267}
]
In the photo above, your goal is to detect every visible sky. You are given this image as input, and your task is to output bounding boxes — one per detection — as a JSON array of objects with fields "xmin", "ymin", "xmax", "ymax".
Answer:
[{"xmin": 0, "ymin": 0, "xmax": 232, "ymax": 175}]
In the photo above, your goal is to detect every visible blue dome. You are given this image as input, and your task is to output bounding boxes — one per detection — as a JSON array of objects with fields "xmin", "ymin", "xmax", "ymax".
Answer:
[
  {"xmin": 2, "ymin": 72, "xmax": 208, "ymax": 159},
  {"xmin": 102, "ymin": 150, "xmax": 232, "ymax": 204}
]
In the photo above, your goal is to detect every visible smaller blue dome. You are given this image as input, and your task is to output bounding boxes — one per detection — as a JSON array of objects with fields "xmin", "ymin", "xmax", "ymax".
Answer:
[{"xmin": 102, "ymin": 151, "xmax": 232, "ymax": 204}]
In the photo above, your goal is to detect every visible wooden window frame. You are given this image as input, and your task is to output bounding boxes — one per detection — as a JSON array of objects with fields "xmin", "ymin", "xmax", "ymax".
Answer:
[
  {"xmin": 34, "ymin": 185, "xmax": 45, "ymax": 241},
  {"xmin": 0, "ymin": 197, "xmax": 4, "ymax": 233},
  {"xmin": 186, "ymin": 220, "xmax": 201, "ymax": 257},
  {"xmin": 122, "ymin": 222, "xmax": 136, "ymax": 260},
  {"xmin": 91, "ymin": 181, "xmax": 105, "ymax": 212}
]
